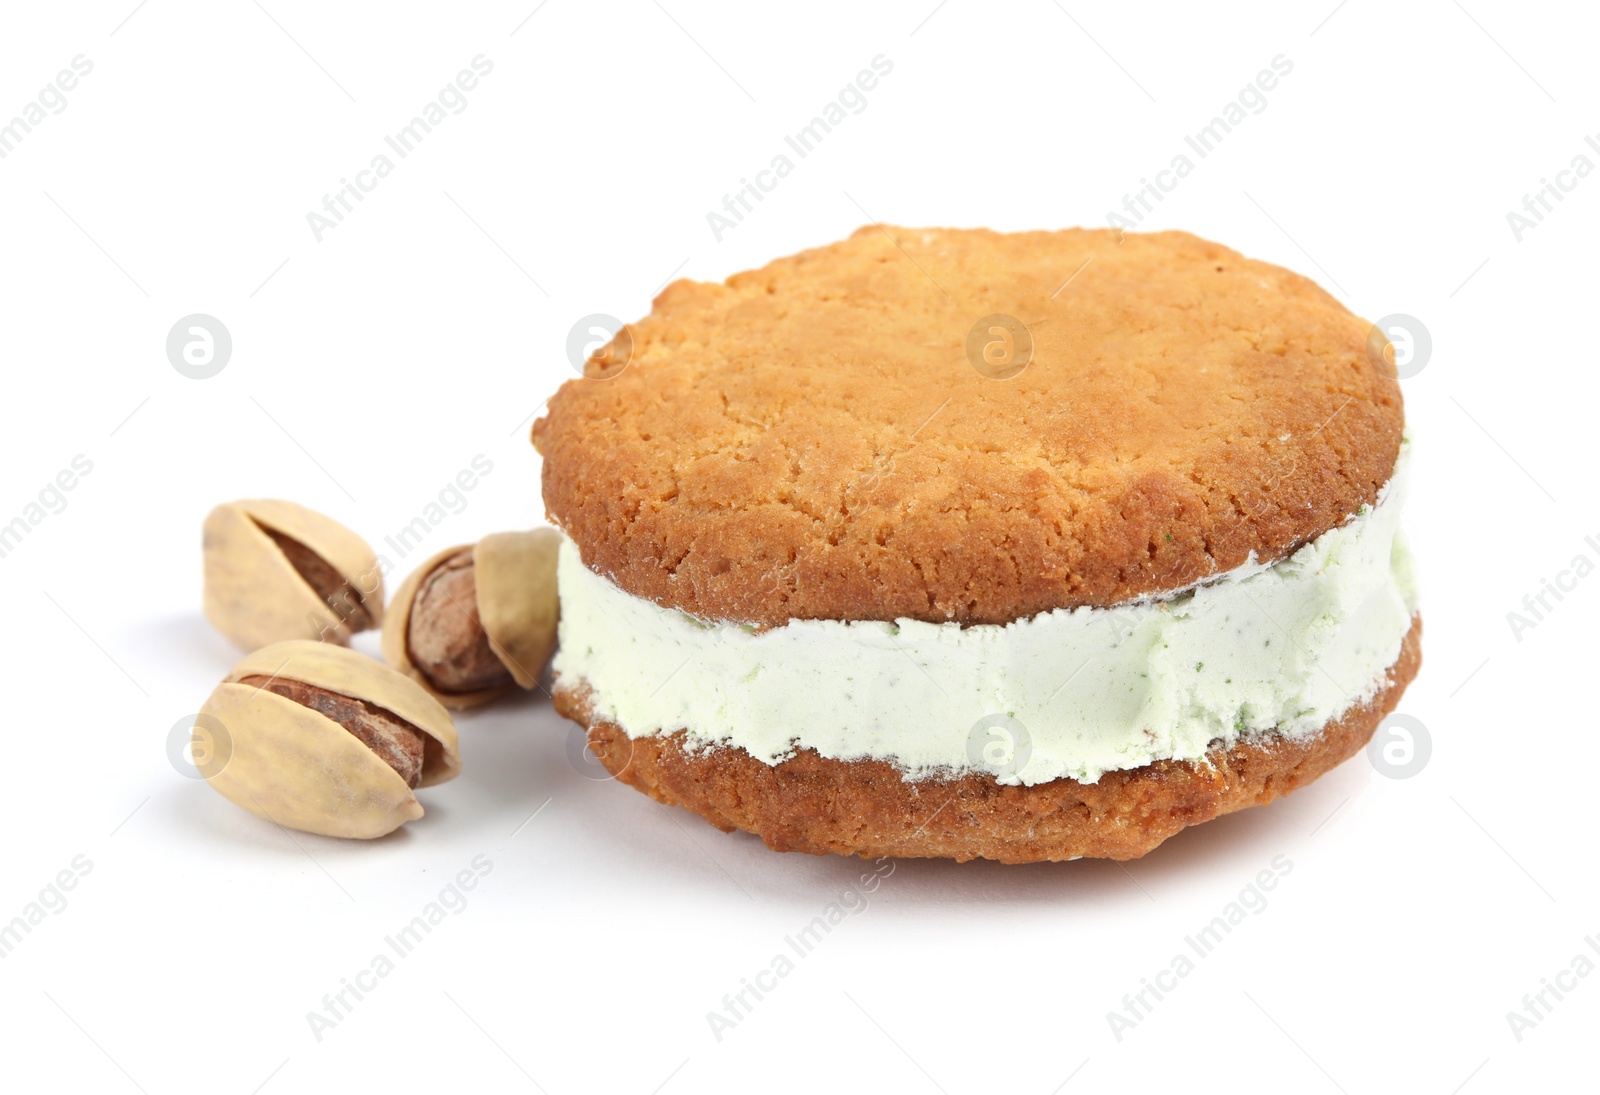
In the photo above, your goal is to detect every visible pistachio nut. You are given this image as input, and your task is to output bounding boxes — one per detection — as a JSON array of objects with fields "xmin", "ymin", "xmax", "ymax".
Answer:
[
  {"xmin": 382, "ymin": 528, "xmax": 560, "ymax": 708},
  {"xmin": 199, "ymin": 640, "xmax": 460, "ymax": 838},
  {"xmin": 203, "ymin": 499, "xmax": 384, "ymax": 650}
]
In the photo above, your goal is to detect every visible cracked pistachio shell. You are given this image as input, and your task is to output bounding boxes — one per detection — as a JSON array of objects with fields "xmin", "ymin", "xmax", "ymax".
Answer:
[
  {"xmin": 381, "ymin": 529, "xmax": 561, "ymax": 708},
  {"xmin": 382, "ymin": 543, "xmax": 506, "ymax": 709},
  {"xmin": 475, "ymin": 528, "xmax": 561, "ymax": 690},
  {"xmin": 199, "ymin": 641, "xmax": 460, "ymax": 839},
  {"xmin": 203, "ymin": 499, "xmax": 385, "ymax": 650}
]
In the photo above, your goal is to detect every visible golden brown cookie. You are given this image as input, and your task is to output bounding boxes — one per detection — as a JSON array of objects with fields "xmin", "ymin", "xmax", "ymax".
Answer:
[
  {"xmin": 534, "ymin": 226, "xmax": 1402, "ymax": 627},
  {"xmin": 536, "ymin": 226, "xmax": 1417, "ymax": 863}
]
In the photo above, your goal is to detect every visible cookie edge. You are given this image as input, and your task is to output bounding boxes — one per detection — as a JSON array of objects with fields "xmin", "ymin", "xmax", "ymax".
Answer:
[{"xmin": 554, "ymin": 615, "xmax": 1421, "ymax": 862}]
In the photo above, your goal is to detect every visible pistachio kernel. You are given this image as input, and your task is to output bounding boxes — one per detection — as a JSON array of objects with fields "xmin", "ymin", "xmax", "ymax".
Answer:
[
  {"xmin": 236, "ymin": 675, "xmax": 427, "ymax": 788},
  {"xmin": 406, "ymin": 549, "xmax": 516, "ymax": 695},
  {"xmin": 256, "ymin": 525, "xmax": 375, "ymax": 633}
]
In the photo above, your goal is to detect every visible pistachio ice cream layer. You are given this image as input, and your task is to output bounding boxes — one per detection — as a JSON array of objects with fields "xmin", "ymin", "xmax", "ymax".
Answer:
[{"xmin": 553, "ymin": 450, "xmax": 1417, "ymax": 787}]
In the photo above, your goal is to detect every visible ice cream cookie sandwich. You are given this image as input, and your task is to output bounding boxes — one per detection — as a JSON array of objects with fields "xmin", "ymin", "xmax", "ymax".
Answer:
[{"xmin": 535, "ymin": 226, "xmax": 1419, "ymax": 862}]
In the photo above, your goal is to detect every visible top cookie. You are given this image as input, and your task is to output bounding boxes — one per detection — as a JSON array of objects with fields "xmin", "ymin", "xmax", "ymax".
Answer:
[{"xmin": 534, "ymin": 226, "xmax": 1402, "ymax": 628}]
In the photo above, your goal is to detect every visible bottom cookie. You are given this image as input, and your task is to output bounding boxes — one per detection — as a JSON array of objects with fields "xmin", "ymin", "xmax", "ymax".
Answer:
[{"xmin": 555, "ymin": 615, "xmax": 1421, "ymax": 863}]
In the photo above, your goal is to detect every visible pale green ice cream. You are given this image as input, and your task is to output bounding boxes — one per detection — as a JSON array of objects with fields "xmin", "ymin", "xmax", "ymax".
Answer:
[{"xmin": 553, "ymin": 447, "xmax": 1418, "ymax": 786}]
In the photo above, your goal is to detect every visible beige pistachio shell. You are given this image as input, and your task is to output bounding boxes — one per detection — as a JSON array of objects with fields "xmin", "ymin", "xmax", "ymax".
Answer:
[
  {"xmin": 383, "ymin": 544, "xmax": 510, "ymax": 710},
  {"xmin": 226, "ymin": 641, "xmax": 460, "ymax": 786},
  {"xmin": 475, "ymin": 528, "xmax": 561, "ymax": 690},
  {"xmin": 202, "ymin": 500, "xmax": 384, "ymax": 650},
  {"xmin": 198, "ymin": 642, "xmax": 461, "ymax": 839},
  {"xmin": 201, "ymin": 685, "xmax": 421, "ymax": 838}
]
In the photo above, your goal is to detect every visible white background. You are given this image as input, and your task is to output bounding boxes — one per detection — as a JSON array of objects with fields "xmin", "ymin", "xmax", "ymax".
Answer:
[{"xmin": 0, "ymin": 1, "xmax": 1594, "ymax": 1092}]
